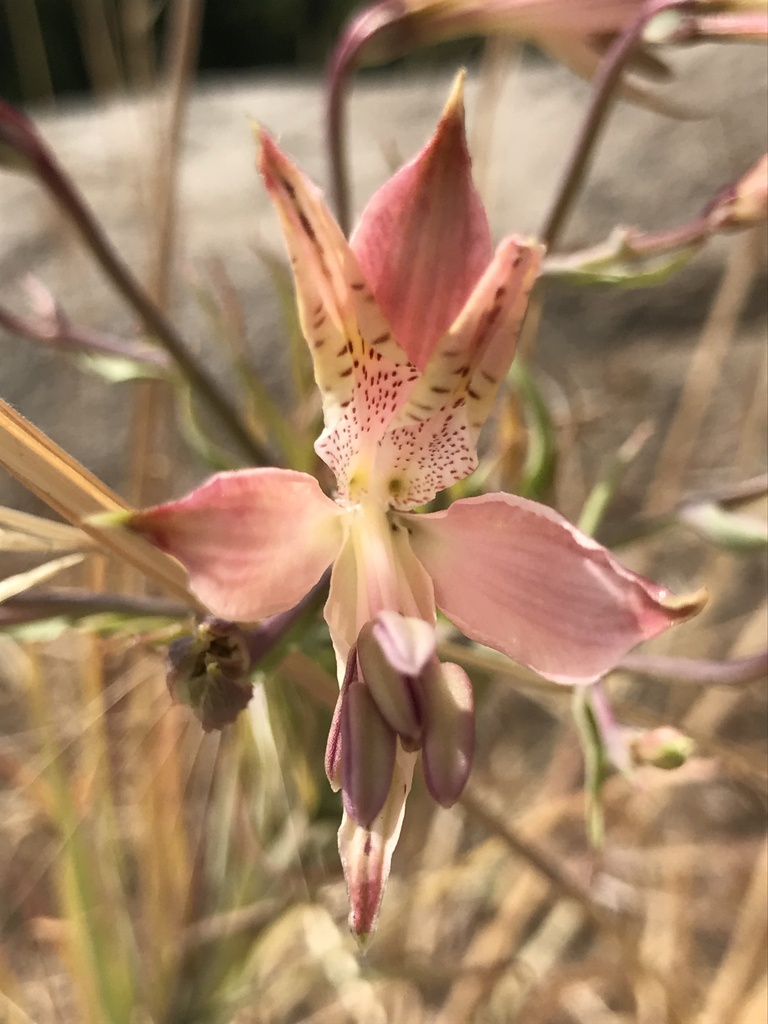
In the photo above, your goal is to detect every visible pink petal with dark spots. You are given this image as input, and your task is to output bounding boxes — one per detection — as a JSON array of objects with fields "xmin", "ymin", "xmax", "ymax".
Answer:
[{"xmin": 375, "ymin": 237, "xmax": 543, "ymax": 509}]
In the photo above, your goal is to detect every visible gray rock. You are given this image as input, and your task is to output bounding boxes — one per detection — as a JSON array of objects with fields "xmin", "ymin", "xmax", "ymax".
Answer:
[{"xmin": 0, "ymin": 48, "xmax": 765, "ymax": 518}]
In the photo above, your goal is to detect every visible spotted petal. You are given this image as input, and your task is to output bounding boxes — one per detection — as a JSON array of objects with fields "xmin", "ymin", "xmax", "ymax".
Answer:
[
  {"xmin": 125, "ymin": 469, "xmax": 344, "ymax": 621},
  {"xmin": 350, "ymin": 70, "xmax": 493, "ymax": 370},
  {"xmin": 375, "ymin": 237, "xmax": 543, "ymax": 509},
  {"xmin": 260, "ymin": 132, "xmax": 421, "ymax": 500},
  {"xmin": 404, "ymin": 492, "xmax": 705, "ymax": 685}
]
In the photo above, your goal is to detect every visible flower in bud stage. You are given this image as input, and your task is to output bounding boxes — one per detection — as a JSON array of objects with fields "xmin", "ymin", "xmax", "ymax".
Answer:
[
  {"xmin": 629, "ymin": 725, "xmax": 695, "ymax": 769},
  {"xmin": 704, "ymin": 153, "xmax": 768, "ymax": 230},
  {"xmin": 166, "ymin": 617, "xmax": 254, "ymax": 732}
]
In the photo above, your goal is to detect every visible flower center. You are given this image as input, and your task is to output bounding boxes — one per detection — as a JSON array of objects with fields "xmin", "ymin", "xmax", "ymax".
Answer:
[{"xmin": 342, "ymin": 497, "xmax": 435, "ymax": 637}]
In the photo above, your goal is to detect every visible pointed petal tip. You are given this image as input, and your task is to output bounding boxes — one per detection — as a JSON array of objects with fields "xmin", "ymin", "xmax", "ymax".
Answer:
[
  {"xmin": 432, "ymin": 69, "xmax": 469, "ymax": 156},
  {"xmin": 442, "ymin": 68, "xmax": 467, "ymax": 123},
  {"xmin": 87, "ymin": 509, "xmax": 132, "ymax": 530},
  {"xmin": 256, "ymin": 129, "xmax": 296, "ymax": 193},
  {"xmin": 351, "ymin": 923, "xmax": 374, "ymax": 953},
  {"xmin": 661, "ymin": 585, "xmax": 709, "ymax": 622}
]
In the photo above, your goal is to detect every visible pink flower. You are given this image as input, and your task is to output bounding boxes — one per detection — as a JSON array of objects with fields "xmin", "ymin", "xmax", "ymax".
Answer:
[{"xmin": 120, "ymin": 75, "xmax": 702, "ymax": 941}]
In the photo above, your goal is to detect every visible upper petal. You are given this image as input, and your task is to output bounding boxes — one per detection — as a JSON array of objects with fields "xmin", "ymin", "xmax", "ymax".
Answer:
[
  {"xmin": 374, "ymin": 237, "xmax": 543, "ymax": 509},
  {"xmin": 125, "ymin": 469, "xmax": 344, "ymax": 621},
  {"xmin": 259, "ymin": 131, "xmax": 421, "ymax": 499},
  {"xmin": 350, "ymin": 71, "xmax": 493, "ymax": 370},
  {"xmin": 404, "ymin": 493, "xmax": 704, "ymax": 685}
]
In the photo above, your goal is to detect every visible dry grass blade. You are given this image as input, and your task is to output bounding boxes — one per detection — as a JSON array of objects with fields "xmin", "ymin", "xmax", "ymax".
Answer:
[
  {"xmin": 0, "ymin": 506, "xmax": 96, "ymax": 553},
  {"xmin": 0, "ymin": 399, "xmax": 202, "ymax": 608},
  {"xmin": 0, "ymin": 553, "xmax": 84, "ymax": 603}
]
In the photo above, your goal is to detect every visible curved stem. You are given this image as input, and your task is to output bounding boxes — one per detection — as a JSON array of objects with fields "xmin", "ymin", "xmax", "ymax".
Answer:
[
  {"xmin": 540, "ymin": 0, "xmax": 687, "ymax": 250},
  {"xmin": 0, "ymin": 102, "xmax": 273, "ymax": 465}
]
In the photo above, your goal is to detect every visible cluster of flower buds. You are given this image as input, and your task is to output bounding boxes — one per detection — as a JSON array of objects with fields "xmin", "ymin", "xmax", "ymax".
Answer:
[
  {"xmin": 325, "ymin": 612, "xmax": 475, "ymax": 827},
  {"xmin": 166, "ymin": 617, "xmax": 255, "ymax": 731}
]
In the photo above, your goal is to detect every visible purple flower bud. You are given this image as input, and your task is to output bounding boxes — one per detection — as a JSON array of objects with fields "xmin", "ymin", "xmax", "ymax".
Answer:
[
  {"xmin": 420, "ymin": 661, "xmax": 475, "ymax": 807},
  {"xmin": 341, "ymin": 676, "xmax": 396, "ymax": 827},
  {"xmin": 325, "ymin": 645, "xmax": 358, "ymax": 790},
  {"xmin": 357, "ymin": 613, "xmax": 433, "ymax": 744}
]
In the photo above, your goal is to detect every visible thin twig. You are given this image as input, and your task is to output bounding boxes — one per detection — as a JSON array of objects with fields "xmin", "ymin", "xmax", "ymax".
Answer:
[
  {"xmin": 0, "ymin": 299, "xmax": 170, "ymax": 369},
  {"xmin": 619, "ymin": 650, "xmax": 768, "ymax": 688},
  {"xmin": 0, "ymin": 102, "xmax": 272, "ymax": 466},
  {"xmin": 540, "ymin": 0, "xmax": 686, "ymax": 250},
  {"xmin": 0, "ymin": 587, "xmax": 192, "ymax": 624},
  {"xmin": 644, "ymin": 227, "xmax": 765, "ymax": 516},
  {"xmin": 460, "ymin": 782, "xmax": 619, "ymax": 931}
]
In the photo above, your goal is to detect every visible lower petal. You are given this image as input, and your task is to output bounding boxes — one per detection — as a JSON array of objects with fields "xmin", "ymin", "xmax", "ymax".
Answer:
[
  {"xmin": 338, "ymin": 746, "xmax": 416, "ymax": 945},
  {"xmin": 405, "ymin": 493, "xmax": 705, "ymax": 685},
  {"xmin": 126, "ymin": 468, "xmax": 343, "ymax": 621}
]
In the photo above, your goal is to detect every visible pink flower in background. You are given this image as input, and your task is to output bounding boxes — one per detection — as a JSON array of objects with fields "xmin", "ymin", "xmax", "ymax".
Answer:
[{"xmin": 121, "ymin": 74, "xmax": 701, "ymax": 941}]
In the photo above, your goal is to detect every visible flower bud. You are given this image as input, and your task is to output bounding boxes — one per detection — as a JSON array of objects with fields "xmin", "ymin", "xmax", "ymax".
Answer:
[
  {"xmin": 629, "ymin": 726, "xmax": 695, "ymax": 770},
  {"xmin": 341, "ymin": 677, "xmax": 396, "ymax": 827},
  {"xmin": 420, "ymin": 661, "xmax": 475, "ymax": 807},
  {"xmin": 325, "ymin": 645, "xmax": 358, "ymax": 791},
  {"xmin": 705, "ymin": 153, "xmax": 768, "ymax": 230},
  {"xmin": 166, "ymin": 617, "xmax": 253, "ymax": 731},
  {"xmin": 356, "ymin": 612, "xmax": 434, "ymax": 744}
]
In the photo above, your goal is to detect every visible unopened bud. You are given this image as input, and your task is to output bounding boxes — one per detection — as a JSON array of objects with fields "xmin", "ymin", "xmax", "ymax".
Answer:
[
  {"xmin": 706, "ymin": 153, "xmax": 768, "ymax": 230},
  {"xmin": 341, "ymin": 677, "xmax": 396, "ymax": 828},
  {"xmin": 357, "ymin": 613, "xmax": 433, "ymax": 744},
  {"xmin": 420, "ymin": 661, "xmax": 475, "ymax": 807},
  {"xmin": 166, "ymin": 617, "xmax": 253, "ymax": 731},
  {"xmin": 629, "ymin": 726, "xmax": 695, "ymax": 769}
]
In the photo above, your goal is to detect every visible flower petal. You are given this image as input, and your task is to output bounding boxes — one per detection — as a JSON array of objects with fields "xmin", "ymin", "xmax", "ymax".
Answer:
[
  {"xmin": 375, "ymin": 237, "xmax": 543, "ymax": 509},
  {"xmin": 325, "ymin": 645, "xmax": 357, "ymax": 790},
  {"xmin": 126, "ymin": 469, "xmax": 343, "ymax": 621},
  {"xmin": 405, "ymin": 493, "xmax": 705, "ymax": 685},
  {"xmin": 338, "ymin": 746, "xmax": 416, "ymax": 944},
  {"xmin": 350, "ymin": 70, "xmax": 493, "ymax": 370},
  {"xmin": 420, "ymin": 661, "xmax": 475, "ymax": 807},
  {"xmin": 371, "ymin": 610, "xmax": 435, "ymax": 677},
  {"xmin": 259, "ymin": 131, "xmax": 419, "ymax": 500}
]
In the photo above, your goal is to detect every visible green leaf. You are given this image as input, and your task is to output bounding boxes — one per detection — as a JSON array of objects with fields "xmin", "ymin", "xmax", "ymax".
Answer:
[
  {"xmin": 510, "ymin": 361, "xmax": 557, "ymax": 501},
  {"xmin": 679, "ymin": 501, "xmax": 768, "ymax": 551},
  {"xmin": 78, "ymin": 352, "xmax": 168, "ymax": 383}
]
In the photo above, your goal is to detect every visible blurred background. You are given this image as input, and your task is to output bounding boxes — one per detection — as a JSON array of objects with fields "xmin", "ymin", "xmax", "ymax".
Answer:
[
  {"xmin": 0, "ymin": 0, "xmax": 486, "ymax": 103},
  {"xmin": 0, "ymin": 1, "xmax": 350, "ymax": 100},
  {"xmin": 0, "ymin": 3, "xmax": 766, "ymax": 1023}
]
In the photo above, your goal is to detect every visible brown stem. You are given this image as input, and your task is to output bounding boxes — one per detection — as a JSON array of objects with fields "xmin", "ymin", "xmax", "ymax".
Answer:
[
  {"xmin": 0, "ymin": 299, "xmax": 170, "ymax": 369},
  {"xmin": 460, "ymin": 782, "xmax": 619, "ymax": 930},
  {"xmin": 540, "ymin": 0, "xmax": 688, "ymax": 250},
  {"xmin": 619, "ymin": 650, "xmax": 768, "ymax": 687},
  {"xmin": 0, "ymin": 102, "xmax": 272, "ymax": 465}
]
